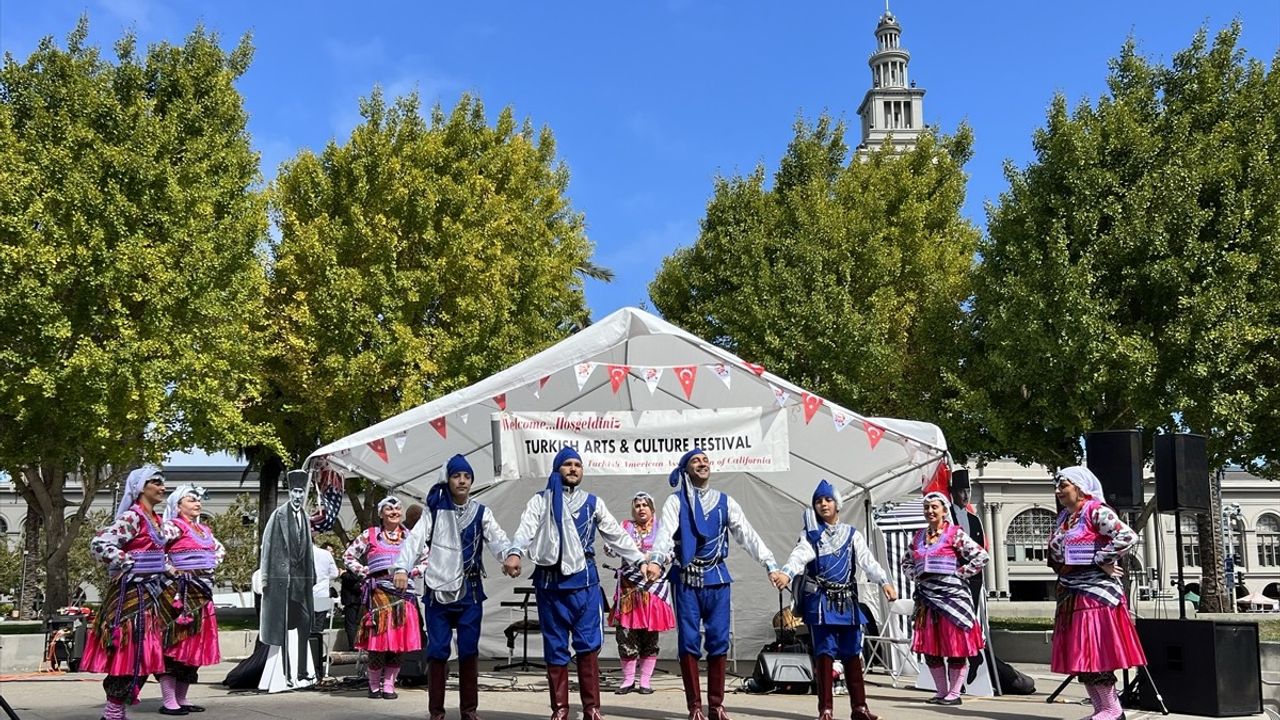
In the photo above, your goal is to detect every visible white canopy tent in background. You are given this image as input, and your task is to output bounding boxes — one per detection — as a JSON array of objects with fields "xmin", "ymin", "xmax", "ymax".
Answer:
[{"xmin": 306, "ymin": 307, "xmax": 947, "ymax": 661}]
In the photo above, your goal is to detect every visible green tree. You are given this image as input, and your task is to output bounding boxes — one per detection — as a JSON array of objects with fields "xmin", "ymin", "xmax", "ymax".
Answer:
[
  {"xmin": 650, "ymin": 116, "xmax": 980, "ymax": 433},
  {"xmin": 65, "ymin": 509, "xmax": 111, "ymax": 602},
  {"xmin": 0, "ymin": 533, "xmax": 21, "ymax": 602},
  {"xmin": 207, "ymin": 493, "xmax": 259, "ymax": 592},
  {"xmin": 247, "ymin": 90, "xmax": 601, "ymax": 529},
  {"xmin": 967, "ymin": 24, "xmax": 1279, "ymax": 612},
  {"xmin": 0, "ymin": 19, "xmax": 273, "ymax": 611}
]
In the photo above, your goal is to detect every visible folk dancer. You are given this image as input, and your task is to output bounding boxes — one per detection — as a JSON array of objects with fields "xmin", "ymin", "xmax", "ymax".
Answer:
[
  {"xmin": 900, "ymin": 491, "xmax": 989, "ymax": 706},
  {"xmin": 503, "ymin": 447, "xmax": 645, "ymax": 720},
  {"xmin": 781, "ymin": 480, "xmax": 897, "ymax": 720},
  {"xmin": 342, "ymin": 496, "xmax": 423, "ymax": 699},
  {"xmin": 394, "ymin": 454, "xmax": 513, "ymax": 720}
]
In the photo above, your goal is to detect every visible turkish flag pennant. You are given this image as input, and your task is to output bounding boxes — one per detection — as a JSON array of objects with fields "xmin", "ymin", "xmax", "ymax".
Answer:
[
  {"xmin": 493, "ymin": 393, "xmax": 507, "ymax": 411},
  {"xmin": 801, "ymin": 392, "xmax": 824, "ymax": 425},
  {"xmin": 534, "ymin": 375, "xmax": 550, "ymax": 398},
  {"xmin": 923, "ymin": 458, "xmax": 951, "ymax": 495},
  {"xmin": 393, "ymin": 431, "xmax": 408, "ymax": 453},
  {"xmin": 832, "ymin": 410, "xmax": 853, "ymax": 433},
  {"xmin": 607, "ymin": 364, "xmax": 630, "ymax": 393},
  {"xmin": 709, "ymin": 362, "xmax": 731, "ymax": 388},
  {"xmin": 429, "ymin": 417, "xmax": 447, "ymax": 439},
  {"xmin": 368, "ymin": 438, "xmax": 389, "ymax": 463},
  {"xmin": 674, "ymin": 365, "xmax": 698, "ymax": 400},
  {"xmin": 745, "ymin": 362, "xmax": 767, "ymax": 377},
  {"xmin": 574, "ymin": 362, "xmax": 597, "ymax": 391},
  {"xmin": 642, "ymin": 367, "xmax": 663, "ymax": 395},
  {"xmin": 771, "ymin": 384, "xmax": 790, "ymax": 407},
  {"xmin": 862, "ymin": 420, "xmax": 886, "ymax": 450}
]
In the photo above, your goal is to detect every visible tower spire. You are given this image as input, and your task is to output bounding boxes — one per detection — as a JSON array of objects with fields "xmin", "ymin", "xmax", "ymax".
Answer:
[{"xmin": 856, "ymin": 6, "xmax": 926, "ymax": 154}]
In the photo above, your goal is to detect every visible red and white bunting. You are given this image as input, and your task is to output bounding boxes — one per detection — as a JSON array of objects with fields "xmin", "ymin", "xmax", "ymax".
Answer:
[
  {"xmin": 642, "ymin": 367, "xmax": 663, "ymax": 395},
  {"xmin": 607, "ymin": 364, "xmax": 630, "ymax": 393},
  {"xmin": 368, "ymin": 437, "xmax": 389, "ymax": 463},
  {"xmin": 460, "ymin": 411, "xmax": 469, "ymax": 425},
  {"xmin": 493, "ymin": 393, "xmax": 507, "ymax": 411},
  {"xmin": 801, "ymin": 392, "xmax": 824, "ymax": 425},
  {"xmin": 771, "ymin": 384, "xmax": 790, "ymax": 407},
  {"xmin": 674, "ymin": 365, "xmax": 698, "ymax": 400},
  {"xmin": 709, "ymin": 362, "xmax": 731, "ymax": 389},
  {"xmin": 832, "ymin": 409, "xmax": 854, "ymax": 433},
  {"xmin": 429, "ymin": 417, "xmax": 447, "ymax": 439},
  {"xmin": 393, "ymin": 431, "xmax": 408, "ymax": 453},
  {"xmin": 574, "ymin": 362, "xmax": 597, "ymax": 391},
  {"xmin": 533, "ymin": 375, "xmax": 550, "ymax": 398},
  {"xmin": 863, "ymin": 420, "xmax": 885, "ymax": 450},
  {"xmin": 745, "ymin": 362, "xmax": 767, "ymax": 377}
]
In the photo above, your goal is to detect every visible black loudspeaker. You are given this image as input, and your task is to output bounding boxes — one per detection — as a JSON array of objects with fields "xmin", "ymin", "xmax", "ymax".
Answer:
[
  {"xmin": 751, "ymin": 651, "xmax": 813, "ymax": 694},
  {"xmin": 1085, "ymin": 430, "xmax": 1143, "ymax": 511},
  {"xmin": 1134, "ymin": 618, "xmax": 1261, "ymax": 716},
  {"xmin": 1153, "ymin": 433, "xmax": 1210, "ymax": 512}
]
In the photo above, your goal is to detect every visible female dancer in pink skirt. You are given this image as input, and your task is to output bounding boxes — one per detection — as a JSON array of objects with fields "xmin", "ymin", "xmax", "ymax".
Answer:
[
  {"xmin": 607, "ymin": 491, "xmax": 676, "ymax": 695},
  {"xmin": 900, "ymin": 491, "xmax": 989, "ymax": 706},
  {"xmin": 157, "ymin": 485, "xmax": 226, "ymax": 715},
  {"xmin": 343, "ymin": 496, "xmax": 424, "ymax": 699},
  {"xmin": 1049, "ymin": 466, "xmax": 1146, "ymax": 720},
  {"xmin": 82, "ymin": 466, "xmax": 179, "ymax": 720}
]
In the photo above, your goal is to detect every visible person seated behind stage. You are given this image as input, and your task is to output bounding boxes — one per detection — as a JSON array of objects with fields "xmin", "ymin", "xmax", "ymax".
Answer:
[
  {"xmin": 342, "ymin": 496, "xmax": 423, "ymax": 700},
  {"xmin": 394, "ymin": 454, "xmax": 512, "ymax": 720},
  {"xmin": 900, "ymin": 491, "xmax": 989, "ymax": 706},
  {"xmin": 1048, "ymin": 466, "xmax": 1146, "ymax": 720},
  {"xmin": 503, "ymin": 447, "xmax": 645, "ymax": 720},
  {"xmin": 781, "ymin": 480, "xmax": 897, "ymax": 720},
  {"xmin": 606, "ymin": 491, "xmax": 676, "ymax": 696},
  {"xmin": 642, "ymin": 449, "xmax": 789, "ymax": 720}
]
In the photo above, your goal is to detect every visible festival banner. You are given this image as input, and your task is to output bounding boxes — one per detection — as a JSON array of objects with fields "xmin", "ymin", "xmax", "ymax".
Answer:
[{"xmin": 496, "ymin": 407, "xmax": 790, "ymax": 479}]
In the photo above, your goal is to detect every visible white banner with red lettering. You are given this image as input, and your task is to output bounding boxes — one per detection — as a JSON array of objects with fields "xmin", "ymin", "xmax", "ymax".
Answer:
[{"xmin": 496, "ymin": 407, "xmax": 790, "ymax": 479}]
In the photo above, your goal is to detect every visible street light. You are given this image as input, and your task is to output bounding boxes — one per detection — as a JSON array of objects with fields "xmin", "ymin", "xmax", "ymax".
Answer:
[{"xmin": 18, "ymin": 549, "xmax": 29, "ymax": 619}]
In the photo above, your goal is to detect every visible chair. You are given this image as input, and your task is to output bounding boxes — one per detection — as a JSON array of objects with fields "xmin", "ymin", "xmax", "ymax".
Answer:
[{"xmin": 861, "ymin": 599, "xmax": 919, "ymax": 688}]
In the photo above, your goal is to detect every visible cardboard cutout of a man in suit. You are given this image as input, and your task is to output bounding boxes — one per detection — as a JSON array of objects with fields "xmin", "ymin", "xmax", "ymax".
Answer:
[{"xmin": 259, "ymin": 470, "xmax": 317, "ymax": 690}]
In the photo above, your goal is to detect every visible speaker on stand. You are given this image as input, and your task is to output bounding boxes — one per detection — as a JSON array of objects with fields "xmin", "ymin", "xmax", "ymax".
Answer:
[{"xmin": 1154, "ymin": 432, "xmax": 1209, "ymax": 620}]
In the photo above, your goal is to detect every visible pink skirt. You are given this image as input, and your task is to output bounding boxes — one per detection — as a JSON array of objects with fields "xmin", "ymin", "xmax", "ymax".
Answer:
[
  {"xmin": 166, "ymin": 603, "xmax": 221, "ymax": 667},
  {"xmin": 1051, "ymin": 592, "xmax": 1146, "ymax": 674},
  {"xmin": 910, "ymin": 604, "xmax": 985, "ymax": 658},
  {"xmin": 81, "ymin": 618, "xmax": 167, "ymax": 676},
  {"xmin": 358, "ymin": 586, "xmax": 423, "ymax": 653},
  {"xmin": 611, "ymin": 591, "xmax": 676, "ymax": 632}
]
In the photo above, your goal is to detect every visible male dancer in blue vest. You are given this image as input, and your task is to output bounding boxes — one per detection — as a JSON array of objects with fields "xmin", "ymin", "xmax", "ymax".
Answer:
[
  {"xmin": 781, "ymin": 480, "xmax": 897, "ymax": 720},
  {"xmin": 642, "ymin": 449, "xmax": 789, "ymax": 720},
  {"xmin": 394, "ymin": 454, "xmax": 512, "ymax": 720},
  {"xmin": 503, "ymin": 446, "xmax": 645, "ymax": 720}
]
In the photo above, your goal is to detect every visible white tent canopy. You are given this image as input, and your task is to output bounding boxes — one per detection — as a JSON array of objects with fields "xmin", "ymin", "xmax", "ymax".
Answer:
[{"xmin": 306, "ymin": 307, "xmax": 947, "ymax": 659}]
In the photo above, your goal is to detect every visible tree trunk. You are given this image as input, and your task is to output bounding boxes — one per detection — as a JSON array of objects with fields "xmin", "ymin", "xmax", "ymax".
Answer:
[
  {"xmin": 19, "ymin": 512, "xmax": 42, "ymax": 620},
  {"xmin": 1194, "ymin": 468, "xmax": 1230, "ymax": 613},
  {"xmin": 256, "ymin": 452, "xmax": 284, "ymax": 547}
]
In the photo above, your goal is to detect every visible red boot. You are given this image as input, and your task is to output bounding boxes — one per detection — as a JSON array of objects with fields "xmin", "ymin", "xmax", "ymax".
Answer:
[
  {"xmin": 679, "ymin": 654, "xmax": 705, "ymax": 720},
  {"xmin": 843, "ymin": 657, "xmax": 881, "ymax": 720},
  {"xmin": 815, "ymin": 656, "xmax": 834, "ymax": 720},
  {"xmin": 459, "ymin": 655, "xmax": 481, "ymax": 720},
  {"xmin": 577, "ymin": 651, "xmax": 605, "ymax": 720},
  {"xmin": 546, "ymin": 664, "xmax": 570, "ymax": 720},
  {"xmin": 427, "ymin": 660, "xmax": 448, "ymax": 720},
  {"xmin": 707, "ymin": 655, "xmax": 732, "ymax": 720}
]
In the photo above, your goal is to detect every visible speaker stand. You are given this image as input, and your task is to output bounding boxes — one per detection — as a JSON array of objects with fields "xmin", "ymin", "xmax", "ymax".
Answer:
[
  {"xmin": 0, "ymin": 692, "xmax": 19, "ymax": 720},
  {"xmin": 1044, "ymin": 673, "xmax": 1076, "ymax": 704},
  {"xmin": 1119, "ymin": 664, "xmax": 1169, "ymax": 715}
]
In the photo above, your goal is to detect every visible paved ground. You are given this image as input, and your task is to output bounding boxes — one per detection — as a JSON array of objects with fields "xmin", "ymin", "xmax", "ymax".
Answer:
[{"xmin": 1, "ymin": 660, "xmax": 1265, "ymax": 720}]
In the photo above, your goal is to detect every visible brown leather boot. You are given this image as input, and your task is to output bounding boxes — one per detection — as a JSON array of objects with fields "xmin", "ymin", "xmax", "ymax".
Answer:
[
  {"xmin": 577, "ymin": 651, "xmax": 605, "ymax": 720},
  {"xmin": 843, "ymin": 657, "xmax": 880, "ymax": 720},
  {"xmin": 459, "ymin": 655, "xmax": 481, "ymax": 720},
  {"xmin": 427, "ymin": 659, "xmax": 448, "ymax": 720},
  {"xmin": 547, "ymin": 664, "xmax": 570, "ymax": 720},
  {"xmin": 815, "ymin": 655, "xmax": 834, "ymax": 720},
  {"xmin": 679, "ymin": 654, "xmax": 705, "ymax": 720},
  {"xmin": 707, "ymin": 655, "xmax": 731, "ymax": 720}
]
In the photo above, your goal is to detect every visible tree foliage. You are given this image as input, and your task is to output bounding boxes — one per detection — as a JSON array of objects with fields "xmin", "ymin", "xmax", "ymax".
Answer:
[
  {"xmin": 0, "ymin": 19, "xmax": 271, "ymax": 609},
  {"xmin": 207, "ymin": 493, "xmax": 259, "ymax": 591},
  {"xmin": 650, "ymin": 117, "xmax": 980, "ymax": 432},
  {"xmin": 967, "ymin": 23, "xmax": 1279, "ymax": 611},
  {"xmin": 253, "ymin": 90, "xmax": 599, "ymax": 524},
  {"xmin": 65, "ymin": 509, "xmax": 111, "ymax": 600}
]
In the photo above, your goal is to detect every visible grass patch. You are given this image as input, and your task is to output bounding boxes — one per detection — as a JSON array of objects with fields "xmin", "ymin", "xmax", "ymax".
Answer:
[
  {"xmin": 0, "ymin": 621, "xmax": 44, "ymax": 635},
  {"xmin": 989, "ymin": 617, "xmax": 1053, "ymax": 632}
]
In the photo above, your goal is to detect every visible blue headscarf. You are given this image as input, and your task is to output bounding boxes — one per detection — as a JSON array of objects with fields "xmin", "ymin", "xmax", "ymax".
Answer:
[
  {"xmin": 668, "ymin": 448, "xmax": 713, "ymax": 566},
  {"xmin": 547, "ymin": 446, "xmax": 582, "ymax": 531},
  {"xmin": 427, "ymin": 454, "xmax": 474, "ymax": 511},
  {"xmin": 806, "ymin": 479, "xmax": 840, "ymax": 545}
]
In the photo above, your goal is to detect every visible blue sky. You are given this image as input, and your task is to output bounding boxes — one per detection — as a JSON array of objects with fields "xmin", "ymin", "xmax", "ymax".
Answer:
[{"xmin": 3, "ymin": 1, "xmax": 1277, "ymax": 318}]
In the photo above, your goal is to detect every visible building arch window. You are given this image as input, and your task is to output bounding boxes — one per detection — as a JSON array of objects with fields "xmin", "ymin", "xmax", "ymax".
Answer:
[
  {"xmin": 1006, "ymin": 508, "xmax": 1056, "ymax": 563},
  {"xmin": 0, "ymin": 515, "xmax": 8, "ymax": 535},
  {"xmin": 1177, "ymin": 514, "xmax": 1202, "ymax": 567},
  {"xmin": 1257, "ymin": 513, "xmax": 1280, "ymax": 567}
]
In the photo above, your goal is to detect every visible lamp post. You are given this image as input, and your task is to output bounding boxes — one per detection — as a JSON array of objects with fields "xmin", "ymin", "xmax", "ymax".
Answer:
[
  {"xmin": 1223, "ymin": 501, "xmax": 1243, "ymax": 596},
  {"xmin": 18, "ymin": 549, "xmax": 29, "ymax": 618}
]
